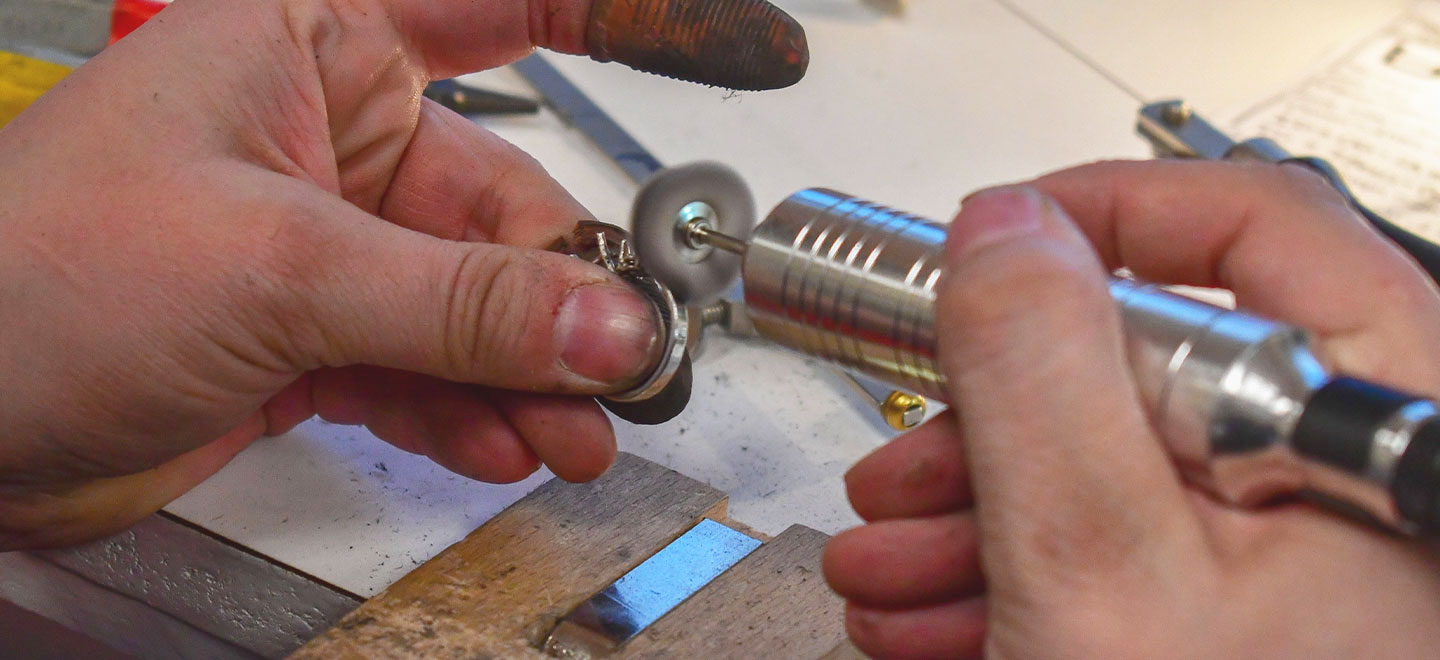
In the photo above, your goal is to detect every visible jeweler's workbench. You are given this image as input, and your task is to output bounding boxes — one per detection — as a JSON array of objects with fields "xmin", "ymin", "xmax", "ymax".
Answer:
[{"xmin": 0, "ymin": 0, "xmax": 1417, "ymax": 658}]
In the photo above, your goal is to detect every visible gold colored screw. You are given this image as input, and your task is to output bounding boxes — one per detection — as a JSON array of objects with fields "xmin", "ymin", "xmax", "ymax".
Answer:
[{"xmin": 881, "ymin": 391, "xmax": 927, "ymax": 431}]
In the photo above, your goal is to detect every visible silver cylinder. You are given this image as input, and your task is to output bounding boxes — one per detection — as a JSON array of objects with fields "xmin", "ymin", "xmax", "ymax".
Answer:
[
  {"xmin": 1108, "ymin": 278, "xmax": 1330, "ymax": 507},
  {"xmin": 741, "ymin": 190, "xmax": 1359, "ymax": 513},
  {"xmin": 742, "ymin": 189, "xmax": 948, "ymax": 400}
]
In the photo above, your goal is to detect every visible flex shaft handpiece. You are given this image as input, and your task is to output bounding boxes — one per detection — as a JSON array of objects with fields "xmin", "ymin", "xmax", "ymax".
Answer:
[{"xmin": 628, "ymin": 164, "xmax": 1440, "ymax": 535}]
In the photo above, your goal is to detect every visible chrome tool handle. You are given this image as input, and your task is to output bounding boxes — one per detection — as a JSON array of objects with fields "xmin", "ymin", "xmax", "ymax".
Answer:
[
  {"xmin": 730, "ymin": 188, "xmax": 1440, "ymax": 534},
  {"xmin": 741, "ymin": 190, "xmax": 946, "ymax": 401}
]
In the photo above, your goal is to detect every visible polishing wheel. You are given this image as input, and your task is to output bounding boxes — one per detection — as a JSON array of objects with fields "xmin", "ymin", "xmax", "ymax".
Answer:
[{"xmin": 631, "ymin": 162, "xmax": 756, "ymax": 303}]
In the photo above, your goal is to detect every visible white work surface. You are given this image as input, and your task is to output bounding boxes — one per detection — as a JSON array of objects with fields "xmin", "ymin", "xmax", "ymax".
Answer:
[{"xmin": 162, "ymin": 0, "xmax": 1412, "ymax": 597}]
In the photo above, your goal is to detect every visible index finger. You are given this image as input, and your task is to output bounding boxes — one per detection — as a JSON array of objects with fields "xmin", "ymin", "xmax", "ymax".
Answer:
[
  {"xmin": 1027, "ymin": 159, "xmax": 1440, "ymax": 392},
  {"xmin": 381, "ymin": 0, "xmax": 808, "ymax": 88}
]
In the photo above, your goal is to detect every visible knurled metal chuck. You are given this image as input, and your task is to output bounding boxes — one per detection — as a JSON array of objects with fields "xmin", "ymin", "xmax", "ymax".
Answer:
[{"xmin": 551, "ymin": 221, "xmax": 693, "ymax": 425}]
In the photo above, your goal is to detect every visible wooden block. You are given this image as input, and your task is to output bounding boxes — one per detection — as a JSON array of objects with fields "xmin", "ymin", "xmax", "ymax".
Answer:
[
  {"xmin": 289, "ymin": 453, "xmax": 728, "ymax": 660},
  {"xmin": 617, "ymin": 524, "xmax": 847, "ymax": 659}
]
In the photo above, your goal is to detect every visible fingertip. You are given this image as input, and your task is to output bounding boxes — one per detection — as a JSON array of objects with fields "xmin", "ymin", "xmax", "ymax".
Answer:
[
  {"xmin": 948, "ymin": 186, "xmax": 1046, "ymax": 262},
  {"xmin": 316, "ymin": 368, "xmax": 546, "ymax": 482},
  {"xmin": 841, "ymin": 469, "xmax": 869, "ymax": 520},
  {"xmin": 823, "ymin": 516, "xmax": 983, "ymax": 608},
  {"xmin": 549, "ymin": 438, "xmax": 616, "ymax": 483},
  {"xmin": 493, "ymin": 392, "xmax": 617, "ymax": 483},
  {"xmin": 821, "ymin": 527, "xmax": 861, "ymax": 595},
  {"xmin": 846, "ymin": 599, "xmax": 987, "ymax": 660},
  {"xmin": 844, "ymin": 412, "xmax": 970, "ymax": 521},
  {"xmin": 821, "ymin": 526, "xmax": 898, "ymax": 603},
  {"xmin": 431, "ymin": 417, "xmax": 543, "ymax": 484},
  {"xmin": 563, "ymin": 443, "xmax": 617, "ymax": 483}
]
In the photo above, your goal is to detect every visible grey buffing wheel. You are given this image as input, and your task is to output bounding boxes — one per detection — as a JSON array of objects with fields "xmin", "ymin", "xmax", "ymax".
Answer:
[{"xmin": 631, "ymin": 162, "xmax": 756, "ymax": 304}]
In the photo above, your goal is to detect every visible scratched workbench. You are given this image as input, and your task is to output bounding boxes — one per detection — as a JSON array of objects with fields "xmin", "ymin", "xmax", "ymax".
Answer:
[{"xmin": 0, "ymin": 0, "xmax": 1413, "ymax": 657}]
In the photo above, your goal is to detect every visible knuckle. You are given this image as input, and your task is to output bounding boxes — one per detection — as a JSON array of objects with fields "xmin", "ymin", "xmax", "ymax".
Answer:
[
  {"xmin": 478, "ymin": 140, "xmax": 590, "ymax": 248},
  {"xmin": 1267, "ymin": 162, "xmax": 1353, "ymax": 211},
  {"xmin": 248, "ymin": 206, "xmax": 334, "ymax": 286},
  {"xmin": 166, "ymin": 189, "xmax": 338, "ymax": 369},
  {"xmin": 439, "ymin": 246, "xmax": 515, "ymax": 377},
  {"xmin": 1370, "ymin": 248, "xmax": 1438, "ymax": 307},
  {"xmin": 237, "ymin": 200, "xmax": 346, "ymax": 364},
  {"xmin": 438, "ymin": 247, "xmax": 571, "ymax": 383},
  {"xmin": 224, "ymin": 184, "xmax": 342, "ymax": 293}
]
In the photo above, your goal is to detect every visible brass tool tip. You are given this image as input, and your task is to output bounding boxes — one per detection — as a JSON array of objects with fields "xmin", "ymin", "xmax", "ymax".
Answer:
[{"xmin": 586, "ymin": 0, "xmax": 809, "ymax": 91}]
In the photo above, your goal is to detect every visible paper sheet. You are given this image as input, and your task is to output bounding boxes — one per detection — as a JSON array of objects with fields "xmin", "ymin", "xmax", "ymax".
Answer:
[{"xmin": 1229, "ymin": 1, "xmax": 1440, "ymax": 240}]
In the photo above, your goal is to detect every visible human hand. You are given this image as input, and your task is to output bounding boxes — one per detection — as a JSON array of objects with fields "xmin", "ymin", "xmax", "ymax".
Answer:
[
  {"xmin": 823, "ymin": 160, "xmax": 1440, "ymax": 658},
  {"xmin": 0, "ymin": 0, "xmax": 720, "ymax": 549}
]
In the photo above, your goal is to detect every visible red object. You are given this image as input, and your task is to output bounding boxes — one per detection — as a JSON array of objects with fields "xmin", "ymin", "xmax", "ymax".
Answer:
[{"xmin": 109, "ymin": 0, "xmax": 171, "ymax": 44}]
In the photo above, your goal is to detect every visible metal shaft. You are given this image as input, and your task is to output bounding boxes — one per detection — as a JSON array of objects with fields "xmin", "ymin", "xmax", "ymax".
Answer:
[{"xmin": 688, "ymin": 222, "xmax": 749, "ymax": 256}]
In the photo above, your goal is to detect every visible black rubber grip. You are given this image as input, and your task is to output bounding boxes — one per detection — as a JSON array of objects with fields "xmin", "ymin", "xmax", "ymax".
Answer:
[
  {"xmin": 1293, "ymin": 377, "xmax": 1420, "ymax": 472},
  {"xmin": 1394, "ymin": 420, "xmax": 1440, "ymax": 534}
]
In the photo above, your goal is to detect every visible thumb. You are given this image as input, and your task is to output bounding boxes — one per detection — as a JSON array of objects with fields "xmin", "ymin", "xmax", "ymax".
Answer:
[
  {"xmin": 272, "ymin": 199, "xmax": 661, "ymax": 395},
  {"xmin": 936, "ymin": 187, "xmax": 1197, "ymax": 589}
]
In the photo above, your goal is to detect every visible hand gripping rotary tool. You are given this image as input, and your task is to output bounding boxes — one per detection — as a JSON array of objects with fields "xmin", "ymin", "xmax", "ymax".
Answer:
[{"xmin": 602, "ymin": 161, "xmax": 1440, "ymax": 536}]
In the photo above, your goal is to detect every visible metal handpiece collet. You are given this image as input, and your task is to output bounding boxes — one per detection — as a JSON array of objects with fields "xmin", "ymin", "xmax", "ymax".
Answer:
[{"xmin": 631, "ymin": 164, "xmax": 1440, "ymax": 535}]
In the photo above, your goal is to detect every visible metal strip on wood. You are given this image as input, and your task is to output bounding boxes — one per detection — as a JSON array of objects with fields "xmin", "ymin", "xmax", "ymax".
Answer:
[
  {"xmin": 617, "ymin": 525, "xmax": 848, "ymax": 659},
  {"xmin": 289, "ymin": 453, "xmax": 729, "ymax": 660}
]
